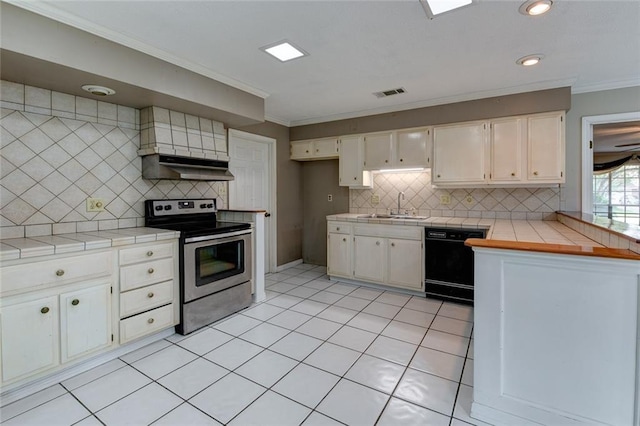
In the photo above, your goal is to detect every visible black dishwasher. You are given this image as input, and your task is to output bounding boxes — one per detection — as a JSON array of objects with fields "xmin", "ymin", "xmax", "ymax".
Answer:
[{"xmin": 424, "ymin": 227, "xmax": 486, "ymax": 305}]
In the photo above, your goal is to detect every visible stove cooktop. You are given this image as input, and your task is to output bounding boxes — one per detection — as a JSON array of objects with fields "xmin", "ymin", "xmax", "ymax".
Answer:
[{"xmin": 152, "ymin": 220, "xmax": 251, "ymax": 239}]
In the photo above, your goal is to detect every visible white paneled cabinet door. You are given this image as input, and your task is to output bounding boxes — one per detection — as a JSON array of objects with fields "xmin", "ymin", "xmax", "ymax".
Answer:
[
  {"xmin": 1, "ymin": 296, "xmax": 59, "ymax": 383},
  {"xmin": 528, "ymin": 113, "xmax": 564, "ymax": 182},
  {"xmin": 353, "ymin": 236, "xmax": 385, "ymax": 283},
  {"xmin": 364, "ymin": 132, "xmax": 394, "ymax": 170},
  {"xmin": 490, "ymin": 118, "xmax": 522, "ymax": 182},
  {"xmin": 433, "ymin": 122, "xmax": 486, "ymax": 184},
  {"xmin": 387, "ymin": 239, "xmax": 423, "ymax": 290},
  {"xmin": 60, "ymin": 283, "xmax": 111, "ymax": 363},
  {"xmin": 397, "ymin": 129, "xmax": 430, "ymax": 168},
  {"xmin": 327, "ymin": 233, "xmax": 351, "ymax": 278},
  {"xmin": 314, "ymin": 138, "xmax": 339, "ymax": 157},
  {"xmin": 290, "ymin": 140, "xmax": 314, "ymax": 159},
  {"xmin": 339, "ymin": 135, "xmax": 372, "ymax": 188}
]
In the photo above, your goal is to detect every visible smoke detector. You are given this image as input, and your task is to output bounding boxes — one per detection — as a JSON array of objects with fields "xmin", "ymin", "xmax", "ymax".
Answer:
[
  {"xmin": 373, "ymin": 87, "xmax": 406, "ymax": 98},
  {"xmin": 81, "ymin": 85, "xmax": 116, "ymax": 96}
]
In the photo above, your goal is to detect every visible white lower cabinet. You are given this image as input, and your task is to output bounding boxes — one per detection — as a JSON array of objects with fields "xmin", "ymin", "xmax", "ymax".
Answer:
[
  {"xmin": 327, "ymin": 221, "xmax": 424, "ymax": 291},
  {"xmin": 0, "ymin": 295, "xmax": 59, "ymax": 383},
  {"xmin": 60, "ymin": 283, "xmax": 112, "ymax": 363}
]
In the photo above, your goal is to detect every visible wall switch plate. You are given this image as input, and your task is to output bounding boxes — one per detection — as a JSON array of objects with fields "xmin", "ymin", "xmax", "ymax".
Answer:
[
  {"xmin": 440, "ymin": 195, "xmax": 451, "ymax": 205},
  {"xmin": 465, "ymin": 195, "xmax": 474, "ymax": 204},
  {"xmin": 328, "ymin": 194, "xmax": 333, "ymax": 202},
  {"xmin": 371, "ymin": 194, "xmax": 380, "ymax": 205},
  {"xmin": 86, "ymin": 198, "xmax": 105, "ymax": 212}
]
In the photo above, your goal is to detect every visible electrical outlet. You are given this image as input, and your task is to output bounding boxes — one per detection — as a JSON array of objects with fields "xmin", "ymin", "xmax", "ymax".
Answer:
[
  {"xmin": 86, "ymin": 198, "xmax": 105, "ymax": 212},
  {"xmin": 371, "ymin": 194, "xmax": 380, "ymax": 205},
  {"xmin": 218, "ymin": 185, "xmax": 226, "ymax": 196},
  {"xmin": 328, "ymin": 194, "xmax": 333, "ymax": 202},
  {"xmin": 465, "ymin": 195, "xmax": 474, "ymax": 204},
  {"xmin": 440, "ymin": 195, "xmax": 451, "ymax": 205}
]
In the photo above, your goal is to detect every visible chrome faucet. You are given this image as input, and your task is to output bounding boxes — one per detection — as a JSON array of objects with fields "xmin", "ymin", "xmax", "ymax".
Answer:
[{"xmin": 395, "ymin": 191, "xmax": 405, "ymax": 215}]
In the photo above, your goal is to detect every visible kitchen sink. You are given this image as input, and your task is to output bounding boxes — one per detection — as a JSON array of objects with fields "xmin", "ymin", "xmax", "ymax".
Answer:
[{"xmin": 358, "ymin": 214, "xmax": 427, "ymax": 220}]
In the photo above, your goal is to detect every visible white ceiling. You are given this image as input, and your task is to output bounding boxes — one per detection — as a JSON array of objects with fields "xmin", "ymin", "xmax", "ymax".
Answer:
[{"xmin": 9, "ymin": 0, "xmax": 640, "ymax": 127}]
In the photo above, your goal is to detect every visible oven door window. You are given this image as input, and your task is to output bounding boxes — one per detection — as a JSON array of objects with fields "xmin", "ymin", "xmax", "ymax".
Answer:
[{"xmin": 195, "ymin": 240, "xmax": 245, "ymax": 287}]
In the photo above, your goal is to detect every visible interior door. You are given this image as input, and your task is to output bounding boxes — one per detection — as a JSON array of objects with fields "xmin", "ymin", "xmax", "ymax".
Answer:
[{"xmin": 228, "ymin": 130, "xmax": 275, "ymax": 273}]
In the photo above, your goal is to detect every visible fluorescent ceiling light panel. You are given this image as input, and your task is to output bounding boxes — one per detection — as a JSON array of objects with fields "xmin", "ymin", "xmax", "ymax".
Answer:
[
  {"xmin": 422, "ymin": 0, "xmax": 473, "ymax": 17},
  {"xmin": 262, "ymin": 41, "xmax": 307, "ymax": 62}
]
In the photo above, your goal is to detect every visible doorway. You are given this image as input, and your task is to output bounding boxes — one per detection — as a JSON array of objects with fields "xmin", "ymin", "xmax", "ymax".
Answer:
[
  {"xmin": 227, "ymin": 129, "xmax": 277, "ymax": 273},
  {"xmin": 581, "ymin": 112, "xmax": 640, "ymax": 215}
]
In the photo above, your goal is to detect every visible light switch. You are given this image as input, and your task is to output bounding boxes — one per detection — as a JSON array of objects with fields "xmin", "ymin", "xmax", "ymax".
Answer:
[
  {"xmin": 371, "ymin": 194, "xmax": 380, "ymax": 205},
  {"xmin": 86, "ymin": 198, "xmax": 105, "ymax": 212}
]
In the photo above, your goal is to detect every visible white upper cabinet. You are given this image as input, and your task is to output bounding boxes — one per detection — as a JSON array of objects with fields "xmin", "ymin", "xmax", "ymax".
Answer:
[
  {"xmin": 339, "ymin": 135, "xmax": 373, "ymax": 188},
  {"xmin": 527, "ymin": 112, "xmax": 565, "ymax": 182},
  {"xmin": 489, "ymin": 117, "xmax": 523, "ymax": 182},
  {"xmin": 290, "ymin": 138, "xmax": 339, "ymax": 161},
  {"xmin": 432, "ymin": 121, "xmax": 487, "ymax": 184},
  {"xmin": 364, "ymin": 132, "xmax": 394, "ymax": 170},
  {"xmin": 364, "ymin": 129, "xmax": 431, "ymax": 170}
]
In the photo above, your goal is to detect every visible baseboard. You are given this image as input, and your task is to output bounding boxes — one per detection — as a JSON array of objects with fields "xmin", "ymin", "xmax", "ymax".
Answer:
[{"xmin": 276, "ymin": 258, "xmax": 303, "ymax": 272}]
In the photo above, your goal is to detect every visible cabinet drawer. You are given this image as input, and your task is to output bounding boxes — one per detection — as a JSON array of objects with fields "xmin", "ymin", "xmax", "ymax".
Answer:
[
  {"xmin": 354, "ymin": 224, "xmax": 423, "ymax": 240},
  {"xmin": 120, "ymin": 258, "xmax": 174, "ymax": 291},
  {"xmin": 328, "ymin": 222, "xmax": 352, "ymax": 234},
  {"xmin": 119, "ymin": 242, "xmax": 174, "ymax": 266},
  {"xmin": 1, "ymin": 251, "xmax": 112, "ymax": 295},
  {"xmin": 120, "ymin": 280, "xmax": 174, "ymax": 318},
  {"xmin": 119, "ymin": 304, "xmax": 174, "ymax": 344}
]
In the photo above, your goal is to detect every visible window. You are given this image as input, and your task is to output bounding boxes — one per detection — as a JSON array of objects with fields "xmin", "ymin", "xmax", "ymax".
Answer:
[{"xmin": 593, "ymin": 164, "xmax": 640, "ymax": 225}]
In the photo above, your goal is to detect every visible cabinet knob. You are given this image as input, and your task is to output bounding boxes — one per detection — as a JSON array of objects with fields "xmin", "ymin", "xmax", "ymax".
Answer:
[
  {"xmin": 437, "ymin": 174, "xmax": 441, "ymax": 178},
  {"xmin": 376, "ymin": 241, "xmax": 380, "ymax": 246},
  {"xmin": 40, "ymin": 307, "xmax": 50, "ymax": 314},
  {"xmin": 148, "ymin": 268, "xmax": 155, "ymax": 274},
  {"xmin": 391, "ymin": 242, "xmax": 395, "ymax": 247},
  {"xmin": 147, "ymin": 292, "xmax": 154, "ymax": 298},
  {"xmin": 533, "ymin": 171, "xmax": 539, "ymax": 176},
  {"xmin": 305, "ymin": 150, "xmax": 309, "ymax": 153},
  {"xmin": 56, "ymin": 269, "xmax": 65, "ymax": 277},
  {"xmin": 71, "ymin": 299, "xmax": 80, "ymax": 306},
  {"xmin": 353, "ymin": 177, "xmax": 357, "ymax": 180},
  {"xmin": 342, "ymin": 238, "xmax": 346, "ymax": 242},
  {"xmin": 148, "ymin": 318, "xmax": 155, "ymax": 324},
  {"xmin": 385, "ymin": 160, "xmax": 388, "ymax": 163},
  {"xmin": 400, "ymin": 158, "xmax": 403, "ymax": 162},
  {"xmin": 147, "ymin": 251, "xmax": 153, "ymax": 257},
  {"xmin": 511, "ymin": 172, "xmax": 515, "ymax": 176},
  {"xmin": 316, "ymin": 149, "xmax": 319, "ymax": 152},
  {"xmin": 336, "ymin": 227, "xmax": 340, "ymax": 231}
]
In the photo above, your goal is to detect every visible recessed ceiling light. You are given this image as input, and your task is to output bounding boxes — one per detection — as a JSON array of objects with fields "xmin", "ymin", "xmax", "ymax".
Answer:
[
  {"xmin": 420, "ymin": 0, "xmax": 473, "ymax": 18},
  {"xmin": 519, "ymin": 0, "xmax": 553, "ymax": 16},
  {"xmin": 261, "ymin": 41, "xmax": 308, "ymax": 62},
  {"xmin": 516, "ymin": 54, "xmax": 544, "ymax": 66},
  {"xmin": 81, "ymin": 85, "xmax": 116, "ymax": 96}
]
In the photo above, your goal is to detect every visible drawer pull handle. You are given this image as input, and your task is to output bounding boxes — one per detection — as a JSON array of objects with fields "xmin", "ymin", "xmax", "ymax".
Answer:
[
  {"xmin": 148, "ymin": 318, "xmax": 155, "ymax": 324},
  {"xmin": 41, "ymin": 307, "xmax": 50, "ymax": 314},
  {"xmin": 376, "ymin": 241, "xmax": 380, "ymax": 246},
  {"xmin": 56, "ymin": 269, "xmax": 65, "ymax": 277},
  {"xmin": 71, "ymin": 299, "xmax": 80, "ymax": 306},
  {"xmin": 148, "ymin": 268, "xmax": 154, "ymax": 274},
  {"xmin": 147, "ymin": 251, "xmax": 153, "ymax": 257},
  {"xmin": 148, "ymin": 292, "xmax": 154, "ymax": 298}
]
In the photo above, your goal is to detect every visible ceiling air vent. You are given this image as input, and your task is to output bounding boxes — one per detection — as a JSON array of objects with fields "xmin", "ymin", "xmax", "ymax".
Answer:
[{"xmin": 373, "ymin": 87, "xmax": 406, "ymax": 98}]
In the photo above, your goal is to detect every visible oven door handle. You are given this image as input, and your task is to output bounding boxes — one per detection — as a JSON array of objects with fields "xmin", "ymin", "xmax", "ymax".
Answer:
[{"xmin": 185, "ymin": 229, "xmax": 252, "ymax": 244}]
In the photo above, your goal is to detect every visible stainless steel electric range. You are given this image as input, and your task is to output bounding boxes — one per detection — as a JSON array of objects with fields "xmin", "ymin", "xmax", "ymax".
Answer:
[{"xmin": 145, "ymin": 199, "xmax": 252, "ymax": 335}]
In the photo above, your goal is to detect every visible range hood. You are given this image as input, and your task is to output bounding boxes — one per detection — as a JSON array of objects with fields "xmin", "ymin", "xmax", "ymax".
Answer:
[{"xmin": 142, "ymin": 154, "xmax": 234, "ymax": 181}]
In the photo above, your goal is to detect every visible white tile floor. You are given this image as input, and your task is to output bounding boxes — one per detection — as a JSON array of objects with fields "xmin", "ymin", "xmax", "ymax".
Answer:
[{"xmin": 0, "ymin": 264, "xmax": 484, "ymax": 426}]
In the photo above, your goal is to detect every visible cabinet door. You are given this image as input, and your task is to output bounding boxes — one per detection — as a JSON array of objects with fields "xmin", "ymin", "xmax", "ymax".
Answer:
[
  {"xmin": 490, "ymin": 118, "xmax": 522, "ymax": 182},
  {"xmin": 387, "ymin": 239, "xmax": 423, "ymax": 290},
  {"xmin": 528, "ymin": 113, "xmax": 564, "ymax": 181},
  {"xmin": 364, "ymin": 132, "xmax": 394, "ymax": 170},
  {"xmin": 290, "ymin": 140, "xmax": 314, "ymax": 160},
  {"xmin": 314, "ymin": 138, "xmax": 339, "ymax": 158},
  {"xmin": 397, "ymin": 129, "xmax": 430, "ymax": 168},
  {"xmin": 433, "ymin": 122, "xmax": 487, "ymax": 184},
  {"xmin": 353, "ymin": 236, "xmax": 385, "ymax": 283},
  {"xmin": 327, "ymin": 233, "xmax": 351, "ymax": 278},
  {"xmin": 339, "ymin": 135, "xmax": 372, "ymax": 188},
  {"xmin": 60, "ymin": 283, "xmax": 111, "ymax": 363},
  {"xmin": 1, "ymin": 296, "xmax": 59, "ymax": 383}
]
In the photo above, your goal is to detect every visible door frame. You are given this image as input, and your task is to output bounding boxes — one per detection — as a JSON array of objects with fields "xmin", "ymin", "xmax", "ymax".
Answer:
[
  {"xmin": 581, "ymin": 111, "xmax": 640, "ymax": 214},
  {"xmin": 228, "ymin": 129, "xmax": 277, "ymax": 273}
]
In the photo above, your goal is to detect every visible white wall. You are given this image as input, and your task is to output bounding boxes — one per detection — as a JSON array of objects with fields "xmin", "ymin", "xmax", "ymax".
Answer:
[{"xmin": 564, "ymin": 87, "xmax": 640, "ymax": 211}]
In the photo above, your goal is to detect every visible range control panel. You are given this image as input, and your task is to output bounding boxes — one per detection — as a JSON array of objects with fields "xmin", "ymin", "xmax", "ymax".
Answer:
[{"xmin": 149, "ymin": 199, "xmax": 216, "ymax": 216}]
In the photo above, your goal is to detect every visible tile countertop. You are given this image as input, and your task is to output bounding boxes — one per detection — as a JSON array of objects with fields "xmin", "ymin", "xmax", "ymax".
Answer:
[
  {"xmin": 558, "ymin": 211, "xmax": 640, "ymax": 242},
  {"xmin": 328, "ymin": 213, "xmax": 640, "ymax": 261},
  {"xmin": 0, "ymin": 228, "xmax": 180, "ymax": 261}
]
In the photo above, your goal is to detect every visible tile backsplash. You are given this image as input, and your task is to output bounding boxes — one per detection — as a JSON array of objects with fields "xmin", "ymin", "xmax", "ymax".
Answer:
[
  {"xmin": 350, "ymin": 170, "xmax": 559, "ymax": 220},
  {"xmin": 0, "ymin": 81, "xmax": 226, "ymax": 239}
]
